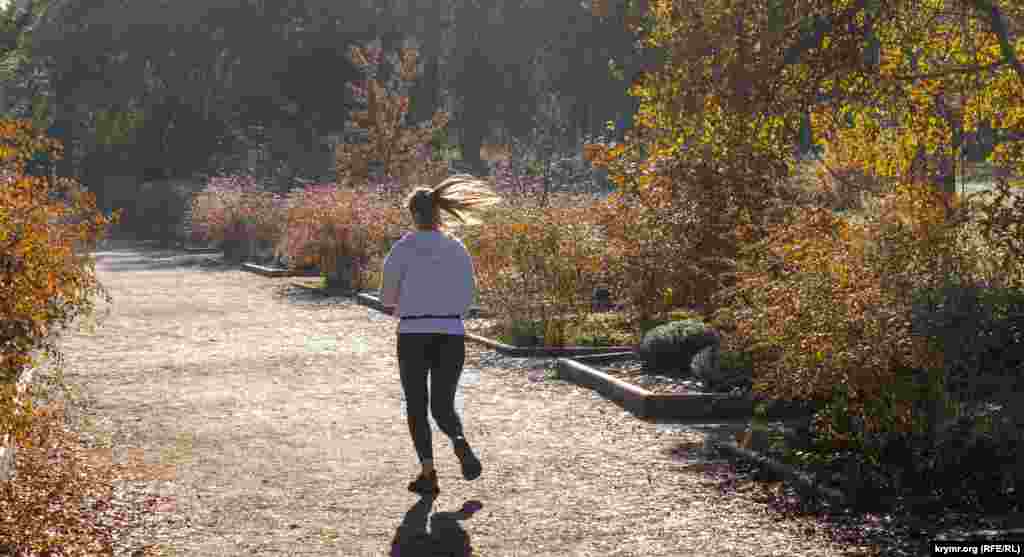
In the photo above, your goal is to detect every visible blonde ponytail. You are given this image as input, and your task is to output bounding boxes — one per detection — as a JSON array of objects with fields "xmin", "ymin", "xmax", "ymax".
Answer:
[{"xmin": 407, "ymin": 174, "xmax": 502, "ymax": 228}]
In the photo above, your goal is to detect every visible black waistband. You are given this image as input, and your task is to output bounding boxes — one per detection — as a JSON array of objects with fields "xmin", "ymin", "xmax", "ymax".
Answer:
[{"xmin": 400, "ymin": 314, "xmax": 461, "ymax": 320}]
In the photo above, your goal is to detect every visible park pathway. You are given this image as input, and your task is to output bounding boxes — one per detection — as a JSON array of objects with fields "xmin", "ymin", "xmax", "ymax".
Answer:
[{"xmin": 44, "ymin": 239, "xmax": 874, "ymax": 556}]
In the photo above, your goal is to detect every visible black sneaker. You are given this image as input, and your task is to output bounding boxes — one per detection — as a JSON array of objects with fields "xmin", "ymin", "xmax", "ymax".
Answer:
[
  {"xmin": 453, "ymin": 438, "xmax": 482, "ymax": 481},
  {"xmin": 407, "ymin": 470, "xmax": 440, "ymax": 496}
]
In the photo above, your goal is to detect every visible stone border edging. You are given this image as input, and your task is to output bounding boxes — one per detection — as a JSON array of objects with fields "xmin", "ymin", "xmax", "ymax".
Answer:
[
  {"xmin": 242, "ymin": 262, "xmax": 320, "ymax": 277},
  {"xmin": 0, "ymin": 367, "xmax": 35, "ymax": 481},
  {"xmin": 934, "ymin": 528, "xmax": 1024, "ymax": 542},
  {"xmin": 711, "ymin": 439, "xmax": 848, "ymax": 507},
  {"xmin": 354, "ymin": 293, "xmax": 638, "ymax": 357},
  {"xmin": 463, "ymin": 333, "xmax": 635, "ymax": 357},
  {"xmin": 557, "ymin": 355, "xmax": 815, "ymax": 420},
  {"xmin": 557, "ymin": 357, "xmax": 751, "ymax": 418},
  {"xmin": 182, "ymin": 246, "xmax": 221, "ymax": 254}
]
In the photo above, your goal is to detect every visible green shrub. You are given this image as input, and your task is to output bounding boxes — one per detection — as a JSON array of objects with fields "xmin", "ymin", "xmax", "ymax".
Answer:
[
  {"xmin": 637, "ymin": 308, "xmax": 703, "ymax": 337},
  {"xmin": 499, "ymin": 319, "xmax": 544, "ymax": 347},
  {"xmin": 718, "ymin": 349, "xmax": 753, "ymax": 375},
  {"xmin": 637, "ymin": 319, "xmax": 720, "ymax": 374}
]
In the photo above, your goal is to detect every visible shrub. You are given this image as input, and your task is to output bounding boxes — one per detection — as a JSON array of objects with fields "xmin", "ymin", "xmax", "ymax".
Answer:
[
  {"xmin": 498, "ymin": 319, "xmax": 544, "ymax": 347},
  {"xmin": 973, "ymin": 176, "xmax": 1024, "ymax": 289},
  {"xmin": 715, "ymin": 172, "xmax": 1024, "ymax": 507},
  {"xmin": 636, "ymin": 308, "xmax": 704, "ymax": 338},
  {"xmin": 636, "ymin": 319, "xmax": 720, "ymax": 374},
  {"xmin": 924, "ymin": 405, "xmax": 1023, "ymax": 510},
  {"xmin": 489, "ymin": 158, "xmax": 545, "ymax": 201},
  {"xmin": 282, "ymin": 181, "xmax": 406, "ymax": 290},
  {"xmin": 461, "ymin": 202, "xmax": 605, "ymax": 347},
  {"xmin": 582, "ymin": 130, "xmax": 764, "ymax": 333},
  {"xmin": 712, "ymin": 200, "xmax": 937, "ymax": 455},
  {"xmin": 1, "ymin": 119, "xmax": 115, "ymax": 449},
  {"xmin": 910, "ymin": 281, "xmax": 1024, "ymax": 404},
  {"xmin": 190, "ymin": 174, "xmax": 286, "ymax": 245},
  {"xmin": 713, "ymin": 349, "xmax": 755, "ymax": 392}
]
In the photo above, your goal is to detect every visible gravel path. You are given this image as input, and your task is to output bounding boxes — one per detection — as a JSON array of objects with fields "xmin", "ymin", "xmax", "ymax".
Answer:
[{"xmin": 35, "ymin": 240, "xmax": 881, "ymax": 556}]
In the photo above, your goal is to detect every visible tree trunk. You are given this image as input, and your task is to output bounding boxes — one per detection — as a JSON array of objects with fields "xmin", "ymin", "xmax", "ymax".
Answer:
[
  {"xmin": 409, "ymin": 55, "xmax": 440, "ymax": 127},
  {"xmin": 459, "ymin": 116, "xmax": 486, "ymax": 175},
  {"xmin": 933, "ymin": 92, "xmax": 961, "ymax": 218}
]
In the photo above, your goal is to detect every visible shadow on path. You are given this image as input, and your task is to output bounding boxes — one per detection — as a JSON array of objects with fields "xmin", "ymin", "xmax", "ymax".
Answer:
[
  {"xmin": 95, "ymin": 255, "xmax": 237, "ymax": 273},
  {"xmin": 390, "ymin": 497, "xmax": 482, "ymax": 557},
  {"xmin": 79, "ymin": 239, "xmax": 237, "ymax": 273}
]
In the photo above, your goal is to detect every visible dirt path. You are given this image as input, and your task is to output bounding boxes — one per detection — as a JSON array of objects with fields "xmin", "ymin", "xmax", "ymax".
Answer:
[{"xmin": 44, "ymin": 240, "xmax": 877, "ymax": 556}]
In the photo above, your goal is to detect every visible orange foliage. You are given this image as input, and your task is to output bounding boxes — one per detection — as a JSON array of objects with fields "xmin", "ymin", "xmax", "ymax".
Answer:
[
  {"xmin": 1, "ymin": 119, "xmax": 117, "ymax": 442},
  {"xmin": 1, "ymin": 402, "xmax": 122, "ymax": 555},
  {"xmin": 336, "ymin": 43, "xmax": 449, "ymax": 189},
  {"xmin": 712, "ymin": 180, "xmax": 996, "ymax": 446}
]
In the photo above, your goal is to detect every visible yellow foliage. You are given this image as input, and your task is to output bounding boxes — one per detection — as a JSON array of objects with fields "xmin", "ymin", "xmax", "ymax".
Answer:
[{"xmin": 590, "ymin": 0, "xmax": 1024, "ymax": 457}]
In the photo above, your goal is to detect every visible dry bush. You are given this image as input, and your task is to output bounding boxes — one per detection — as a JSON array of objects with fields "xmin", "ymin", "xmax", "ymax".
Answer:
[
  {"xmin": 972, "ymin": 177, "xmax": 1024, "ymax": 289},
  {"xmin": 785, "ymin": 156, "xmax": 893, "ymax": 215},
  {"xmin": 0, "ymin": 400, "xmax": 123, "ymax": 556},
  {"xmin": 282, "ymin": 184, "xmax": 407, "ymax": 289},
  {"xmin": 459, "ymin": 201, "xmax": 606, "ymax": 346},
  {"xmin": 715, "ymin": 176, "xmax": 1024, "ymax": 504},
  {"xmin": 715, "ymin": 182, "xmax": 980, "ymax": 430},
  {"xmin": 713, "ymin": 205, "xmax": 924, "ymax": 435}
]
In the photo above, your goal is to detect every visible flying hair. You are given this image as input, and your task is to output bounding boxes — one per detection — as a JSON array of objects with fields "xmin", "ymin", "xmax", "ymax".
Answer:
[{"xmin": 407, "ymin": 174, "xmax": 502, "ymax": 228}]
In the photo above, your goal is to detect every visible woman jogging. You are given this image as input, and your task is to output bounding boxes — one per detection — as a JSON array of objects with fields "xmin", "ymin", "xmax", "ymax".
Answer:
[{"xmin": 379, "ymin": 174, "xmax": 502, "ymax": 496}]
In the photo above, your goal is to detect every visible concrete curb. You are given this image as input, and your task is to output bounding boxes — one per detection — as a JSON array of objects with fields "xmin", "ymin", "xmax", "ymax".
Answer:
[
  {"xmin": 711, "ymin": 439, "xmax": 848, "ymax": 507},
  {"xmin": 0, "ymin": 367, "xmax": 35, "ymax": 482},
  {"xmin": 557, "ymin": 355, "xmax": 815, "ymax": 420},
  {"xmin": 242, "ymin": 262, "xmax": 320, "ymax": 277},
  {"xmin": 182, "ymin": 246, "xmax": 221, "ymax": 254},
  {"xmin": 465, "ymin": 333, "xmax": 637, "ymax": 357}
]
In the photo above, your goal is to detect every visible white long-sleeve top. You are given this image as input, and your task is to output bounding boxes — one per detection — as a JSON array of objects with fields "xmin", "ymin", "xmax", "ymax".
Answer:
[{"xmin": 379, "ymin": 230, "xmax": 476, "ymax": 335}]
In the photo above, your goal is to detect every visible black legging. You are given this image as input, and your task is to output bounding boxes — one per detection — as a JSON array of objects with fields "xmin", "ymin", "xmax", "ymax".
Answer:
[{"xmin": 397, "ymin": 333, "xmax": 466, "ymax": 463}]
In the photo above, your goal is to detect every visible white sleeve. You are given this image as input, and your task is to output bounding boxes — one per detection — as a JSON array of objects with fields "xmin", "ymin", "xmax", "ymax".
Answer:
[
  {"xmin": 380, "ymin": 243, "xmax": 404, "ymax": 308},
  {"xmin": 459, "ymin": 243, "xmax": 475, "ymax": 315}
]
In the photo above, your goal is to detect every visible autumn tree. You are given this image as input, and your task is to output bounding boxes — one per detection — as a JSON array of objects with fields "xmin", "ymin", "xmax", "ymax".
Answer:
[
  {"xmin": 583, "ymin": 0, "xmax": 1024, "ymax": 457},
  {"xmin": 335, "ymin": 41, "xmax": 450, "ymax": 190},
  {"xmin": 586, "ymin": 0, "xmax": 1023, "ymax": 310}
]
